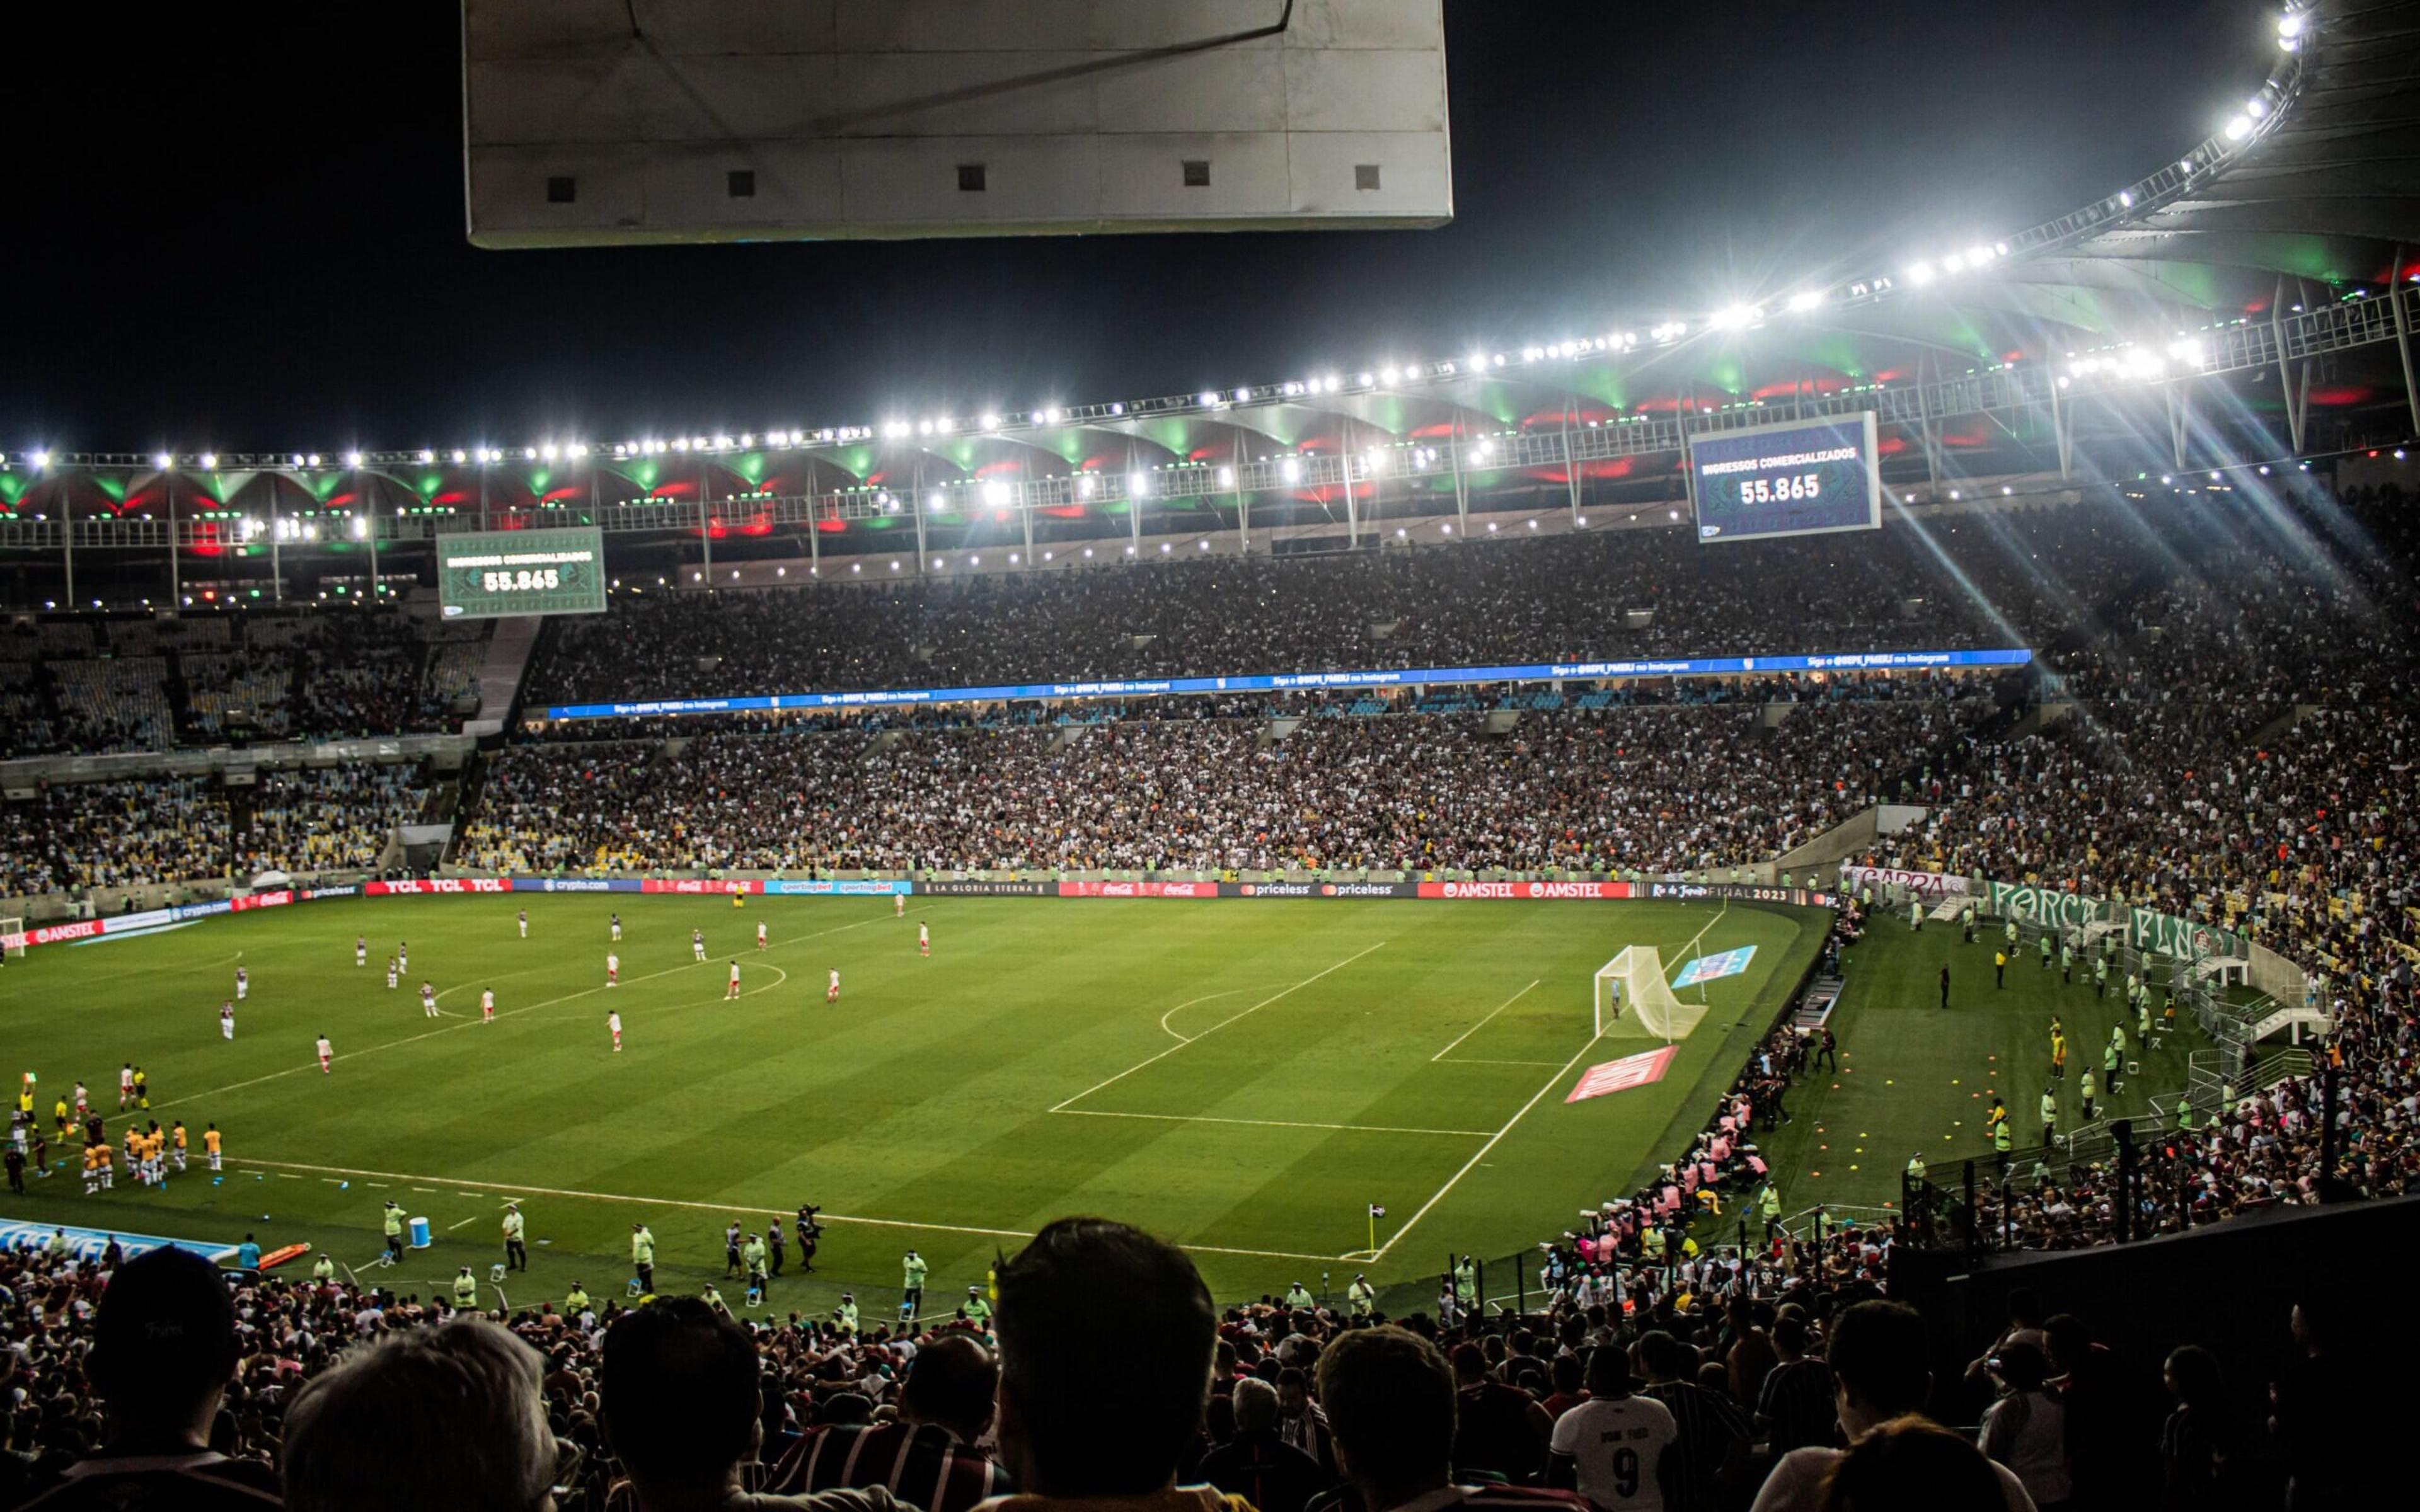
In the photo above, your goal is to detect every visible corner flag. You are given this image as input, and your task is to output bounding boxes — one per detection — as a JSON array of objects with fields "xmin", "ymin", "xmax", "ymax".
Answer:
[{"xmin": 1366, "ymin": 1203, "xmax": 1386, "ymax": 1251}]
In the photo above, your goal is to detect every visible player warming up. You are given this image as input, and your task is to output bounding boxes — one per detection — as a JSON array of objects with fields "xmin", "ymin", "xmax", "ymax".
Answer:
[
  {"xmin": 610, "ymin": 913, "xmax": 622, "ymax": 942},
  {"xmin": 919, "ymin": 920, "xmax": 930, "ymax": 958},
  {"xmin": 481, "ymin": 988, "xmax": 496, "ymax": 1024},
  {"xmin": 220, "ymin": 1002, "xmax": 234, "ymax": 1041},
  {"xmin": 355, "ymin": 935, "xmax": 367, "ymax": 967},
  {"xmin": 756, "ymin": 920, "xmax": 768, "ymax": 951},
  {"xmin": 420, "ymin": 981, "xmax": 441, "ymax": 1018},
  {"xmin": 398, "ymin": 941, "xmax": 408, "ymax": 973},
  {"xmin": 608, "ymin": 1011, "xmax": 623, "ymax": 1052},
  {"xmin": 316, "ymin": 1034, "xmax": 334, "ymax": 1074},
  {"xmin": 607, "ymin": 952, "xmax": 620, "ymax": 988},
  {"xmin": 894, "ymin": 893, "xmax": 905, "ymax": 919},
  {"xmin": 517, "ymin": 908, "xmax": 528, "ymax": 938},
  {"xmin": 693, "ymin": 929, "xmax": 708, "ymax": 964},
  {"xmin": 234, "ymin": 966, "xmax": 248, "ymax": 1002},
  {"xmin": 727, "ymin": 959, "xmax": 742, "ymax": 1000},
  {"xmin": 827, "ymin": 968, "xmax": 840, "ymax": 1004}
]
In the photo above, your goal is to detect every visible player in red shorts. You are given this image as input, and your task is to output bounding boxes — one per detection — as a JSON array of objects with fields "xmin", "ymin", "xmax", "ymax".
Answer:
[
  {"xmin": 727, "ymin": 960, "xmax": 742, "ymax": 1000},
  {"xmin": 316, "ymin": 1034, "xmax": 333, "ymax": 1074},
  {"xmin": 918, "ymin": 921, "xmax": 930, "ymax": 958},
  {"xmin": 607, "ymin": 952, "xmax": 619, "ymax": 988},
  {"xmin": 608, "ymin": 1011, "xmax": 623, "ymax": 1051},
  {"xmin": 756, "ymin": 920, "xmax": 768, "ymax": 951},
  {"xmin": 827, "ymin": 968, "xmax": 840, "ymax": 1004}
]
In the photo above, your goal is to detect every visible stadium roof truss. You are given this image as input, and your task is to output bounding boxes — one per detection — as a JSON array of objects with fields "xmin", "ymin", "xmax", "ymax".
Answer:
[{"xmin": 3, "ymin": 1, "xmax": 2416, "ymax": 564}]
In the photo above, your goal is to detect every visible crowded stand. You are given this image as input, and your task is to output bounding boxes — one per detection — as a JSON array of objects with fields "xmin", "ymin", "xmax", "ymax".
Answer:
[
  {"xmin": 232, "ymin": 765, "xmax": 430, "ymax": 878},
  {"xmin": 0, "ymin": 1205, "xmax": 2380, "ymax": 1511},
  {"xmin": 456, "ymin": 692, "xmax": 2000, "ymax": 878}
]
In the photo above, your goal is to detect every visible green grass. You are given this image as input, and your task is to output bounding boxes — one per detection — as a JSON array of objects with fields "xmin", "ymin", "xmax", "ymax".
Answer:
[
  {"xmin": 2, "ymin": 895, "xmax": 1818, "ymax": 1316},
  {"xmin": 1757, "ymin": 916, "xmax": 2210, "ymax": 1218}
]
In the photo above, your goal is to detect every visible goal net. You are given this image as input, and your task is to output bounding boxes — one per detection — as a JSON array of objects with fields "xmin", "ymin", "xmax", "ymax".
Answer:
[
  {"xmin": 1593, "ymin": 946, "xmax": 1705, "ymax": 1042},
  {"xmin": 0, "ymin": 919, "xmax": 23, "ymax": 960}
]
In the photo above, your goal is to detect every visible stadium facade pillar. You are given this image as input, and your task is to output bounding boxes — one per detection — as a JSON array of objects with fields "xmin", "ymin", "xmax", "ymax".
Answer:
[
  {"xmin": 2048, "ymin": 367, "xmax": 2073, "ymax": 479},
  {"xmin": 1338, "ymin": 436, "xmax": 1359, "ymax": 548},
  {"xmin": 1448, "ymin": 414, "xmax": 1470, "ymax": 539},
  {"xmin": 913, "ymin": 458, "xmax": 928, "ymax": 574},
  {"xmin": 1232, "ymin": 434, "xmax": 1249, "ymax": 554},
  {"xmin": 699, "ymin": 459, "xmax": 715, "ymax": 582},
  {"xmin": 60, "ymin": 486, "xmax": 74, "ymax": 607},
  {"xmin": 164, "ymin": 464, "xmax": 180, "ymax": 605},
  {"xmin": 267, "ymin": 482, "xmax": 282, "ymax": 603},
  {"xmin": 2391, "ymin": 251, "xmax": 2420, "ymax": 438},
  {"xmin": 1915, "ymin": 358, "xmax": 1942, "ymax": 490},
  {"xmin": 2271, "ymin": 275, "xmax": 2308, "ymax": 454},
  {"xmin": 363, "ymin": 464, "xmax": 377, "ymax": 606},
  {"xmin": 2165, "ymin": 381, "xmax": 2191, "ymax": 471},
  {"xmin": 1126, "ymin": 442, "xmax": 1143, "ymax": 554},
  {"xmin": 1560, "ymin": 406, "xmax": 1582, "ymax": 524}
]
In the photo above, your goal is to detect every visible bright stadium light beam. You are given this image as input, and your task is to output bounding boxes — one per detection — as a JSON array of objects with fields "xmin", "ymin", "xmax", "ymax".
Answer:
[{"xmin": 1785, "ymin": 290, "xmax": 1824, "ymax": 314}]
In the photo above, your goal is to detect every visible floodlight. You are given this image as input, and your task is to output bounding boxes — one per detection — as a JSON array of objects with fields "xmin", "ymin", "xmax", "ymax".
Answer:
[
  {"xmin": 1786, "ymin": 290, "xmax": 1824, "ymax": 313},
  {"xmin": 153, "ymin": 452, "xmax": 172, "ymax": 469},
  {"xmin": 1127, "ymin": 472, "xmax": 1150, "ymax": 496},
  {"xmin": 200, "ymin": 452, "xmax": 218, "ymax": 469},
  {"xmin": 1906, "ymin": 260, "xmax": 1936, "ymax": 285}
]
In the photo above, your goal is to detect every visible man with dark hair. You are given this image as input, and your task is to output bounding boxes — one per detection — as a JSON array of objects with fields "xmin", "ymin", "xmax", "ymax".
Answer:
[
  {"xmin": 771, "ymin": 1333, "xmax": 1011, "ymax": 1512},
  {"xmin": 1199, "ymin": 1377, "xmax": 1328, "ymax": 1512},
  {"xmin": 603, "ymin": 1297, "xmax": 902, "ymax": 1512},
  {"xmin": 1632, "ymin": 1332, "xmax": 1745, "ymax": 1512},
  {"xmin": 1315, "ymin": 1325, "xmax": 1585, "ymax": 1512},
  {"xmin": 17, "ymin": 1246, "xmax": 280, "ymax": 1509},
  {"xmin": 1748, "ymin": 1301, "xmax": 2034, "ymax": 1512},
  {"xmin": 1753, "ymin": 1318, "xmax": 1833, "ymax": 1457},
  {"xmin": 1450, "ymin": 1342, "xmax": 1552, "ymax": 1484},
  {"xmin": 977, "ymin": 1217, "xmax": 1243, "ymax": 1512}
]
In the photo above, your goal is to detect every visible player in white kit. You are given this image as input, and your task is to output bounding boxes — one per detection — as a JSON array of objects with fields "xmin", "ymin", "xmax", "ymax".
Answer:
[
  {"xmin": 756, "ymin": 920, "xmax": 768, "ymax": 951},
  {"xmin": 316, "ymin": 1034, "xmax": 333, "ymax": 1074},
  {"xmin": 693, "ymin": 929, "xmax": 707, "ymax": 964},
  {"xmin": 355, "ymin": 936, "xmax": 367, "ymax": 966},
  {"xmin": 918, "ymin": 922, "xmax": 930, "ymax": 958},
  {"xmin": 727, "ymin": 960, "xmax": 742, "ymax": 1000},
  {"xmin": 606, "ymin": 953, "xmax": 619, "ymax": 987},
  {"xmin": 221, "ymin": 1002, "xmax": 234, "ymax": 1040},
  {"xmin": 481, "ymin": 989, "xmax": 495, "ymax": 1024},
  {"xmin": 608, "ymin": 1011, "xmax": 623, "ymax": 1051},
  {"xmin": 827, "ymin": 968, "xmax": 840, "ymax": 1004},
  {"xmin": 234, "ymin": 966, "xmax": 248, "ymax": 1002},
  {"xmin": 611, "ymin": 914, "xmax": 622, "ymax": 942},
  {"xmin": 895, "ymin": 893, "xmax": 905, "ymax": 918},
  {"xmin": 398, "ymin": 942, "xmax": 408, "ymax": 972},
  {"xmin": 118, "ymin": 1064, "xmax": 134, "ymax": 1110},
  {"xmin": 386, "ymin": 956, "xmax": 400, "ymax": 990},
  {"xmin": 517, "ymin": 909, "xmax": 528, "ymax": 938},
  {"xmin": 420, "ymin": 982, "xmax": 439, "ymax": 1017}
]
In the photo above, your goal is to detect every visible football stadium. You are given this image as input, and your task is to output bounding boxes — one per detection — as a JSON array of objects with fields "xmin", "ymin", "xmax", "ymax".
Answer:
[{"xmin": 2, "ymin": 2, "xmax": 2417, "ymax": 1508}]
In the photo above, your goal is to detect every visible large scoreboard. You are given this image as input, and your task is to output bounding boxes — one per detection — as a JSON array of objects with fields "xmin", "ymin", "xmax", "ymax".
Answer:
[
  {"xmin": 1688, "ymin": 413, "xmax": 1881, "ymax": 544},
  {"xmin": 436, "ymin": 526, "xmax": 608, "ymax": 619}
]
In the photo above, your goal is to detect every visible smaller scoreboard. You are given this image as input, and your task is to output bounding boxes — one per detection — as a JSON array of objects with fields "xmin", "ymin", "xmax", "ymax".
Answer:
[
  {"xmin": 1688, "ymin": 412, "xmax": 1881, "ymax": 544},
  {"xmin": 436, "ymin": 527, "xmax": 608, "ymax": 619}
]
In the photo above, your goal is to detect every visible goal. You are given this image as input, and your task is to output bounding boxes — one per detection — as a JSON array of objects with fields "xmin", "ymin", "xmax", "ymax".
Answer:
[
  {"xmin": 0, "ymin": 919, "xmax": 23, "ymax": 960},
  {"xmin": 1593, "ymin": 946, "xmax": 1705, "ymax": 1043}
]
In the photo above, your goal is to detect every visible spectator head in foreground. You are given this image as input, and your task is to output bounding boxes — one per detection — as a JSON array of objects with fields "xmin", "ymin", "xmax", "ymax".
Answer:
[
  {"xmin": 993, "ymin": 1217, "xmax": 1218, "ymax": 1499},
  {"xmin": 88, "ymin": 1245, "xmax": 240, "ymax": 1450},
  {"xmin": 1826, "ymin": 1300, "xmax": 1932, "ymax": 1435},
  {"xmin": 899, "ymin": 1332, "xmax": 1001, "ymax": 1441},
  {"xmin": 1818, "ymin": 1417, "xmax": 2010, "ymax": 1512},
  {"xmin": 282, "ymin": 1317, "xmax": 559, "ymax": 1512},
  {"xmin": 1315, "ymin": 1324, "xmax": 1456, "ymax": 1510}
]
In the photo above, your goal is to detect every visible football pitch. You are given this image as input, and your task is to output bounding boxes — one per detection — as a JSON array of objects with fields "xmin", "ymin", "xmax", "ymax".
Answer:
[{"xmin": 1, "ymin": 894, "xmax": 1819, "ymax": 1314}]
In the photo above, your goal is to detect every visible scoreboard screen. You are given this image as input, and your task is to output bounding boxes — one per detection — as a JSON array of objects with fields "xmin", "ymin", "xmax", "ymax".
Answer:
[
  {"xmin": 436, "ymin": 527, "xmax": 608, "ymax": 619},
  {"xmin": 1688, "ymin": 412, "xmax": 1881, "ymax": 545}
]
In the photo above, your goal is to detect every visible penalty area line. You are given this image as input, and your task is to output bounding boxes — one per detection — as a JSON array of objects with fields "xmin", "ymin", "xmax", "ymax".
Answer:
[
  {"xmin": 1430, "ymin": 980, "xmax": 1541, "ymax": 1062},
  {"xmin": 1371, "ymin": 1028, "xmax": 1605, "ymax": 1262}
]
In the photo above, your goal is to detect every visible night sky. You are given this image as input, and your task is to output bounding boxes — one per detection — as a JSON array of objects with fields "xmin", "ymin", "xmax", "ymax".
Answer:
[{"xmin": 3, "ymin": 1, "xmax": 2269, "ymax": 452}]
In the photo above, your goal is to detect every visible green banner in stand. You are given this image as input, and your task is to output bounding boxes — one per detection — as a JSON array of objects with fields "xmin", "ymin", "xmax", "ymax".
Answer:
[
  {"xmin": 1986, "ymin": 883, "xmax": 2246, "ymax": 961},
  {"xmin": 437, "ymin": 526, "xmax": 608, "ymax": 619}
]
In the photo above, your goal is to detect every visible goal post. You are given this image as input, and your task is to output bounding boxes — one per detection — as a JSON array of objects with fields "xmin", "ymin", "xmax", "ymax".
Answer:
[{"xmin": 1593, "ymin": 946, "xmax": 1705, "ymax": 1043}]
